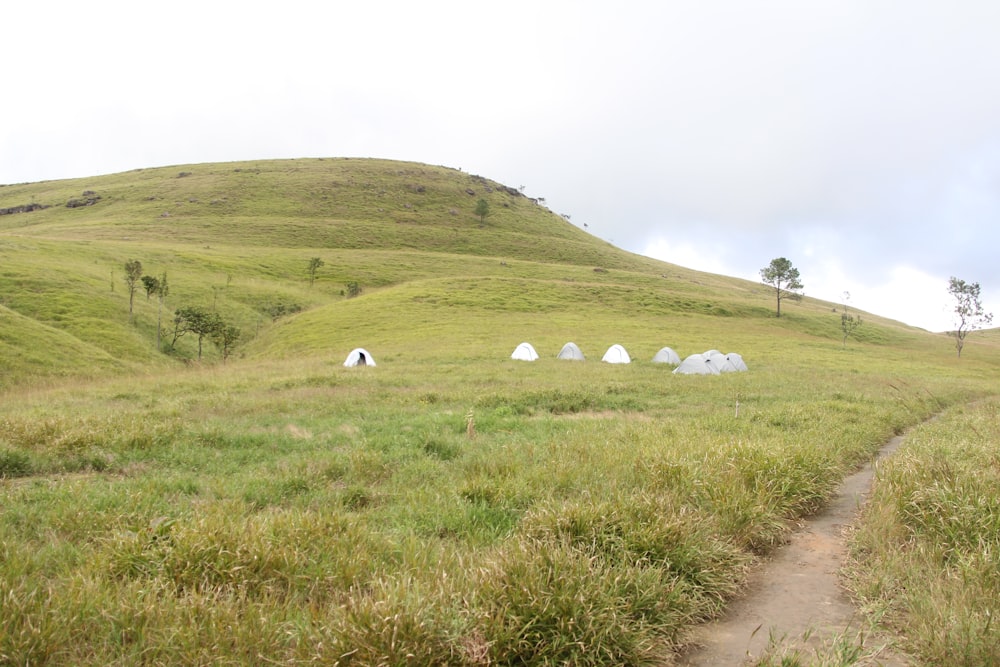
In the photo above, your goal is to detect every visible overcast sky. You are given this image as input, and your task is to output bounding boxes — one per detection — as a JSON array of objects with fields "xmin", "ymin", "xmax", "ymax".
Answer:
[{"xmin": 5, "ymin": 1, "xmax": 1000, "ymax": 332}]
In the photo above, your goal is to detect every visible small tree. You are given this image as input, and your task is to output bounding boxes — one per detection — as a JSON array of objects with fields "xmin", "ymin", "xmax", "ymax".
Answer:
[
  {"xmin": 947, "ymin": 276, "xmax": 993, "ymax": 358},
  {"xmin": 141, "ymin": 275, "xmax": 160, "ymax": 300},
  {"xmin": 760, "ymin": 257, "xmax": 804, "ymax": 317},
  {"xmin": 211, "ymin": 323, "xmax": 241, "ymax": 363},
  {"xmin": 307, "ymin": 257, "xmax": 324, "ymax": 287},
  {"xmin": 474, "ymin": 198, "xmax": 490, "ymax": 226},
  {"xmin": 124, "ymin": 259, "xmax": 143, "ymax": 318},
  {"xmin": 172, "ymin": 306, "xmax": 222, "ymax": 360},
  {"xmin": 155, "ymin": 272, "xmax": 169, "ymax": 352},
  {"xmin": 344, "ymin": 281, "xmax": 363, "ymax": 298},
  {"xmin": 840, "ymin": 291, "xmax": 862, "ymax": 347}
]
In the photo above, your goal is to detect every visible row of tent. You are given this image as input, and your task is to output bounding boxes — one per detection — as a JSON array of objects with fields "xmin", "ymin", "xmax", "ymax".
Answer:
[
  {"xmin": 511, "ymin": 342, "xmax": 748, "ymax": 375},
  {"xmin": 344, "ymin": 345, "xmax": 747, "ymax": 375}
]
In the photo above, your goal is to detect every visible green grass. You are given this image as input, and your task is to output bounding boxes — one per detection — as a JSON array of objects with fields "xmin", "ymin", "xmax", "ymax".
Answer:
[
  {"xmin": 752, "ymin": 627, "xmax": 885, "ymax": 667},
  {"xmin": 846, "ymin": 399, "xmax": 1000, "ymax": 666},
  {"xmin": 0, "ymin": 354, "xmax": 989, "ymax": 665},
  {"xmin": 1, "ymin": 157, "xmax": 998, "ymax": 664}
]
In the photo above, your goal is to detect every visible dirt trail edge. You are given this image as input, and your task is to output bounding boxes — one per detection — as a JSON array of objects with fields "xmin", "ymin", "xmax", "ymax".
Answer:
[{"xmin": 677, "ymin": 435, "xmax": 909, "ymax": 667}]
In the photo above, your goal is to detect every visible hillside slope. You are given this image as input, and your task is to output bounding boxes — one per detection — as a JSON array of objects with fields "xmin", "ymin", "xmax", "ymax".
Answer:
[
  {"xmin": 0, "ymin": 158, "xmax": 964, "ymax": 389},
  {"xmin": 1, "ymin": 159, "xmax": 647, "ymax": 268}
]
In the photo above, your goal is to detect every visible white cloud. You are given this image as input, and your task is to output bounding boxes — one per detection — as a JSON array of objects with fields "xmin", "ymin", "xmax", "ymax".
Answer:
[
  {"xmin": 643, "ymin": 237, "xmax": 998, "ymax": 333},
  {"xmin": 807, "ymin": 263, "xmax": 954, "ymax": 333},
  {"xmin": 643, "ymin": 238, "xmax": 736, "ymax": 279}
]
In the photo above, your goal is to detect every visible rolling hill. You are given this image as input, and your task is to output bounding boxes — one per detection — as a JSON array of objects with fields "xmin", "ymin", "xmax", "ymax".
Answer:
[
  {"xmin": 0, "ymin": 157, "xmax": 980, "ymax": 389},
  {"xmin": 2, "ymin": 158, "xmax": 998, "ymax": 665}
]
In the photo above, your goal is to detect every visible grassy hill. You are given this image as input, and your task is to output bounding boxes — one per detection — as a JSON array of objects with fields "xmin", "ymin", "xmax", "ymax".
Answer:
[
  {"xmin": 1, "ymin": 158, "xmax": 997, "ymax": 665},
  {"xmin": 0, "ymin": 157, "xmax": 977, "ymax": 388}
]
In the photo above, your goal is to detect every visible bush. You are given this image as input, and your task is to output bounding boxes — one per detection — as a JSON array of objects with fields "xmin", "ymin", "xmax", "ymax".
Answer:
[
  {"xmin": 0, "ymin": 448, "xmax": 32, "ymax": 478},
  {"xmin": 344, "ymin": 281, "xmax": 363, "ymax": 298},
  {"xmin": 264, "ymin": 302, "xmax": 303, "ymax": 321}
]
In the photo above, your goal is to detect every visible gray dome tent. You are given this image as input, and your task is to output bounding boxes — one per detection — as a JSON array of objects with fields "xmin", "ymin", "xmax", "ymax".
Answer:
[
  {"xmin": 673, "ymin": 353, "xmax": 720, "ymax": 375},
  {"xmin": 652, "ymin": 347, "xmax": 682, "ymax": 365},
  {"xmin": 725, "ymin": 352, "xmax": 749, "ymax": 371},
  {"xmin": 557, "ymin": 342, "xmax": 586, "ymax": 361},
  {"xmin": 706, "ymin": 350, "xmax": 737, "ymax": 372}
]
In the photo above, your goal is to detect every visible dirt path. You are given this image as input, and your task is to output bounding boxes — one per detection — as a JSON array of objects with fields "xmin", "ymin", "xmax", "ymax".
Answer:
[{"xmin": 676, "ymin": 435, "xmax": 910, "ymax": 666}]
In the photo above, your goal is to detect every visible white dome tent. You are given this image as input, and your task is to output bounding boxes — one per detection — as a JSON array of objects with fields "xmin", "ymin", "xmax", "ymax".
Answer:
[
  {"xmin": 510, "ymin": 342, "xmax": 539, "ymax": 361},
  {"xmin": 706, "ymin": 350, "xmax": 738, "ymax": 372},
  {"xmin": 673, "ymin": 353, "xmax": 720, "ymax": 375},
  {"xmin": 343, "ymin": 348, "xmax": 376, "ymax": 367},
  {"xmin": 601, "ymin": 344, "xmax": 631, "ymax": 364},
  {"xmin": 725, "ymin": 353, "xmax": 749, "ymax": 371},
  {"xmin": 651, "ymin": 347, "xmax": 682, "ymax": 365},
  {"xmin": 698, "ymin": 349, "xmax": 749, "ymax": 373},
  {"xmin": 557, "ymin": 342, "xmax": 586, "ymax": 361}
]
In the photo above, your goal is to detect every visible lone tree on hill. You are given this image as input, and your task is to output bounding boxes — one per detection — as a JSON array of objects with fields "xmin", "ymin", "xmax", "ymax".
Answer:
[
  {"xmin": 211, "ymin": 322, "xmax": 241, "ymax": 363},
  {"xmin": 172, "ymin": 306, "xmax": 223, "ymax": 360},
  {"xmin": 155, "ymin": 272, "xmax": 169, "ymax": 352},
  {"xmin": 124, "ymin": 259, "xmax": 143, "ymax": 319},
  {"xmin": 840, "ymin": 291, "xmax": 863, "ymax": 347},
  {"xmin": 947, "ymin": 276, "xmax": 993, "ymax": 358},
  {"xmin": 307, "ymin": 257, "xmax": 324, "ymax": 287},
  {"xmin": 141, "ymin": 275, "xmax": 160, "ymax": 301},
  {"xmin": 760, "ymin": 257, "xmax": 804, "ymax": 317},
  {"xmin": 474, "ymin": 198, "xmax": 490, "ymax": 226}
]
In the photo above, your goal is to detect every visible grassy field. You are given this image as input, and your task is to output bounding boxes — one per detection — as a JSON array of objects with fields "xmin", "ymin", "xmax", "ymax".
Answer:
[
  {"xmin": 1, "ymin": 158, "xmax": 998, "ymax": 665},
  {"xmin": 845, "ymin": 399, "xmax": 1000, "ymax": 666}
]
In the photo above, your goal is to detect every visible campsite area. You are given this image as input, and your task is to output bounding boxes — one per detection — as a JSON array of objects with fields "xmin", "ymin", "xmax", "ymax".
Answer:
[{"xmin": 1, "ymin": 159, "xmax": 997, "ymax": 665}]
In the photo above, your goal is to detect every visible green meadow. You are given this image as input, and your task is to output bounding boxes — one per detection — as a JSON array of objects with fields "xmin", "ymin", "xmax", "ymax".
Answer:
[{"xmin": 1, "ymin": 158, "xmax": 997, "ymax": 665}]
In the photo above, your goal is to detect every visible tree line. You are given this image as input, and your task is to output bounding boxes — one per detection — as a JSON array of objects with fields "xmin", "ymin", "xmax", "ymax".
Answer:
[
  {"xmin": 121, "ymin": 256, "xmax": 366, "ymax": 364},
  {"xmin": 122, "ymin": 259, "xmax": 240, "ymax": 362}
]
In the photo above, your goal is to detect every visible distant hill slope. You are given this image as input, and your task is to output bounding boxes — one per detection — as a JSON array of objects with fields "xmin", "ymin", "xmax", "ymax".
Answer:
[
  {"xmin": 0, "ymin": 158, "xmax": 963, "ymax": 389},
  {"xmin": 0, "ymin": 158, "xmax": 658, "ymax": 270}
]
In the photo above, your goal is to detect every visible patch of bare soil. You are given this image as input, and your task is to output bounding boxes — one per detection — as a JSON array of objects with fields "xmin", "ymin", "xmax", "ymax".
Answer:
[{"xmin": 676, "ymin": 435, "xmax": 910, "ymax": 666}]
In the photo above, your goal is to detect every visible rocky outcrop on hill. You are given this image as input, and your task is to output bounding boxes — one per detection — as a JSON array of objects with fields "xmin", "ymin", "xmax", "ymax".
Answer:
[
  {"xmin": 66, "ymin": 194, "xmax": 101, "ymax": 208},
  {"xmin": 0, "ymin": 202, "xmax": 49, "ymax": 216}
]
